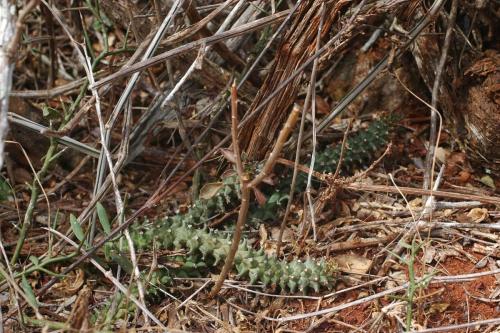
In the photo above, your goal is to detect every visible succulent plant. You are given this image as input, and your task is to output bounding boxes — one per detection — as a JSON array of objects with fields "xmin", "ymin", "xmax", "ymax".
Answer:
[
  {"xmin": 107, "ymin": 219, "xmax": 338, "ymax": 293},
  {"xmin": 252, "ymin": 115, "xmax": 399, "ymax": 219},
  {"xmin": 105, "ymin": 115, "xmax": 398, "ymax": 298},
  {"xmin": 291, "ymin": 115, "xmax": 396, "ymax": 187}
]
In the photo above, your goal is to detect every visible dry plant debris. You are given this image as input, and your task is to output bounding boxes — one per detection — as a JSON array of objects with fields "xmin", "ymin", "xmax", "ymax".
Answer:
[{"xmin": 0, "ymin": 0, "xmax": 499, "ymax": 332}]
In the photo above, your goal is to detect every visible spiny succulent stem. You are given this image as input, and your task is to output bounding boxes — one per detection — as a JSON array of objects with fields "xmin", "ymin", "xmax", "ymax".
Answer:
[{"xmin": 106, "ymin": 115, "xmax": 397, "ymax": 301}]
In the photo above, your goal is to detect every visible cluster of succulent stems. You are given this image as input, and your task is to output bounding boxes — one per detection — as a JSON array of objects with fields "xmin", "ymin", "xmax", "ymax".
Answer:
[{"xmin": 105, "ymin": 115, "xmax": 396, "ymax": 304}]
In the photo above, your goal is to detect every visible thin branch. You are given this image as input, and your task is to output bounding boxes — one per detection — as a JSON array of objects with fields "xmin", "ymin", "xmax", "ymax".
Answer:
[
  {"xmin": 344, "ymin": 183, "xmax": 500, "ymax": 205},
  {"xmin": 230, "ymin": 82, "xmax": 244, "ymax": 179},
  {"xmin": 248, "ymin": 106, "xmax": 301, "ymax": 188},
  {"xmin": 331, "ymin": 120, "xmax": 352, "ymax": 181},
  {"xmin": 210, "ymin": 103, "xmax": 300, "ymax": 297},
  {"xmin": 408, "ymin": 318, "xmax": 500, "ymax": 333},
  {"xmin": 209, "ymin": 82, "xmax": 249, "ymax": 297},
  {"xmin": 0, "ymin": 0, "xmax": 39, "ymax": 171},
  {"xmin": 89, "ymin": 0, "xmax": 185, "ymax": 243},
  {"xmin": 304, "ymin": 2, "xmax": 325, "ymax": 242},
  {"xmin": 92, "ymin": 9, "xmax": 292, "ymax": 88},
  {"xmin": 423, "ymin": 0, "xmax": 458, "ymax": 204},
  {"xmin": 10, "ymin": 140, "xmax": 56, "ymax": 264}
]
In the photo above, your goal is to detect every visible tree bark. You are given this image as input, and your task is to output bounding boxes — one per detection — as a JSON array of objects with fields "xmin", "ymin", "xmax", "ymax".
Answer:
[
  {"xmin": 240, "ymin": 0, "xmax": 339, "ymax": 160},
  {"xmin": 0, "ymin": 0, "xmax": 15, "ymax": 170},
  {"xmin": 411, "ymin": 3, "xmax": 500, "ymax": 175}
]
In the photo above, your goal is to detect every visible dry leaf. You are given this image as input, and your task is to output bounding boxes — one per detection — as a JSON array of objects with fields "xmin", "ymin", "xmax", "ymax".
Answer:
[
  {"xmin": 467, "ymin": 207, "xmax": 489, "ymax": 223},
  {"xmin": 220, "ymin": 148, "xmax": 237, "ymax": 164},
  {"xmin": 387, "ymin": 271, "xmax": 407, "ymax": 288},
  {"xmin": 51, "ymin": 269, "xmax": 85, "ymax": 297},
  {"xmin": 66, "ymin": 285, "xmax": 91, "ymax": 331},
  {"xmin": 199, "ymin": 182, "xmax": 224, "ymax": 200},
  {"xmin": 408, "ymin": 198, "xmax": 422, "ymax": 210},
  {"xmin": 271, "ymin": 227, "xmax": 293, "ymax": 242},
  {"xmin": 259, "ymin": 224, "xmax": 268, "ymax": 244},
  {"xmin": 428, "ymin": 303, "xmax": 450, "ymax": 314},
  {"xmin": 335, "ymin": 254, "xmax": 372, "ymax": 275},
  {"xmin": 436, "ymin": 247, "xmax": 462, "ymax": 262},
  {"xmin": 480, "ymin": 175, "xmax": 496, "ymax": 189},
  {"xmin": 253, "ymin": 187, "xmax": 268, "ymax": 206},
  {"xmin": 338, "ymin": 201, "xmax": 351, "ymax": 217},
  {"xmin": 458, "ymin": 170, "xmax": 471, "ymax": 182},
  {"xmin": 263, "ymin": 241, "xmax": 278, "ymax": 257},
  {"xmin": 434, "ymin": 147, "xmax": 449, "ymax": 164},
  {"xmin": 423, "ymin": 245, "xmax": 437, "ymax": 264}
]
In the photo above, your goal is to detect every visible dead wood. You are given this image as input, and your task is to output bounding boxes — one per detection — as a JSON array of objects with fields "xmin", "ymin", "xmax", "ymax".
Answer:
[
  {"xmin": 411, "ymin": 2, "xmax": 500, "ymax": 175},
  {"xmin": 239, "ymin": 0, "xmax": 340, "ymax": 159}
]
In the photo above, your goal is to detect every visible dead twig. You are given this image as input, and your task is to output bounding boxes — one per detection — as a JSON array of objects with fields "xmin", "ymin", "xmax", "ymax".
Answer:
[
  {"xmin": 209, "ymin": 94, "xmax": 300, "ymax": 297},
  {"xmin": 304, "ymin": 3, "xmax": 326, "ymax": 242},
  {"xmin": 345, "ymin": 183, "xmax": 500, "ymax": 206},
  {"xmin": 408, "ymin": 318, "xmax": 500, "ymax": 333},
  {"xmin": 423, "ymin": 0, "xmax": 458, "ymax": 205},
  {"xmin": 209, "ymin": 82, "xmax": 249, "ymax": 298},
  {"xmin": 92, "ymin": 9, "xmax": 291, "ymax": 88}
]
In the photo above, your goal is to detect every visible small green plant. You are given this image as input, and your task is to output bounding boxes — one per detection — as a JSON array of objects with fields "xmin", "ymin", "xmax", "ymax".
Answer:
[
  {"xmin": 0, "ymin": 177, "xmax": 12, "ymax": 201},
  {"xmin": 107, "ymin": 219, "xmax": 338, "ymax": 294},
  {"xmin": 388, "ymin": 238, "xmax": 434, "ymax": 331}
]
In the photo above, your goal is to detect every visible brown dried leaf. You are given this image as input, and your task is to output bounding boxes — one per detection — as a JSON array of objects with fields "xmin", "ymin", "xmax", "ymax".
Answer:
[
  {"xmin": 423, "ymin": 245, "xmax": 437, "ymax": 264},
  {"xmin": 467, "ymin": 207, "xmax": 489, "ymax": 223},
  {"xmin": 271, "ymin": 226, "xmax": 294, "ymax": 242},
  {"xmin": 259, "ymin": 224, "xmax": 268, "ymax": 244},
  {"xmin": 335, "ymin": 254, "xmax": 372, "ymax": 275},
  {"xmin": 66, "ymin": 285, "xmax": 91, "ymax": 331},
  {"xmin": 428, "ymin": 303, "xmax": 450, "ymax": 314},
  {"xmin": 252, "ymin": 187, "xmax": 268, "ymax": 206},
  {"xmin": 51, "ymin": 269, "xmax": 85, "ymax": 298},
  {"xmin": 199, "ymin": 182, "xmax": 224, "ymax": 200}
]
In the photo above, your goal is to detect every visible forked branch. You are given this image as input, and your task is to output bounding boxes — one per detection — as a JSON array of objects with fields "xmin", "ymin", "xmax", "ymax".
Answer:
[{"xmin": 210, "ymin": 88, "xmax": 300, "ymax": 297}]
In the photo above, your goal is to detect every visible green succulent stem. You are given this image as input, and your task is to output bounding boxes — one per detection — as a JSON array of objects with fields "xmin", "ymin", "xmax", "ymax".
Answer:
[
  {"xmin": 105, "ymin": 115, "xmax": 398, "ymax": 299},
  {"xmin": 107, "ymin": 219, "xmax": 338, "ymax": 294}
]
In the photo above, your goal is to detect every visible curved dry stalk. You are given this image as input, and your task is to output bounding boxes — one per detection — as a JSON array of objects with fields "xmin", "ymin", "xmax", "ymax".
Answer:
[{"xmin": 423, "ymin": 0, "xmax": 458, "ymax": 203}]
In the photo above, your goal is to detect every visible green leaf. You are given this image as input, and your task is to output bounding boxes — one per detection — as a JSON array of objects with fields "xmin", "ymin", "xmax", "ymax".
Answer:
[
  {"xmin": 0, "ymin": 177, "xmax": 11, "ymax": 201},
  {"xmin": 42, "ymin": 105, "xmax": 60, "ymax": 119},
  {"xmin": 28, "ymin": 256, "xmax": 39, "ymax": 266},
  {"xmin": 268, "ymin": 192, "xmax": 288, "ymax": 205},
  {"xmin": 21, "ymin": 274, "xmax": 39, "ymax": 310},
  {"xmin": 96, "ymin": 202, "xmax": 111, "ymax": 235},
  {"xmin": 110, "ymin": 253, "xmax": 134, "ymax": 275},
  {"xmin": 70, "ymin": 214, "xmax": 85, "ymax": 243}
]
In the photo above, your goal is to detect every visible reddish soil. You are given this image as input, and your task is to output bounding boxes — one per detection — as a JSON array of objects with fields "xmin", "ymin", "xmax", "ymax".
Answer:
[{"xmin": 285, "ymin": 255, "xmax": 499, "ymax": 332}]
